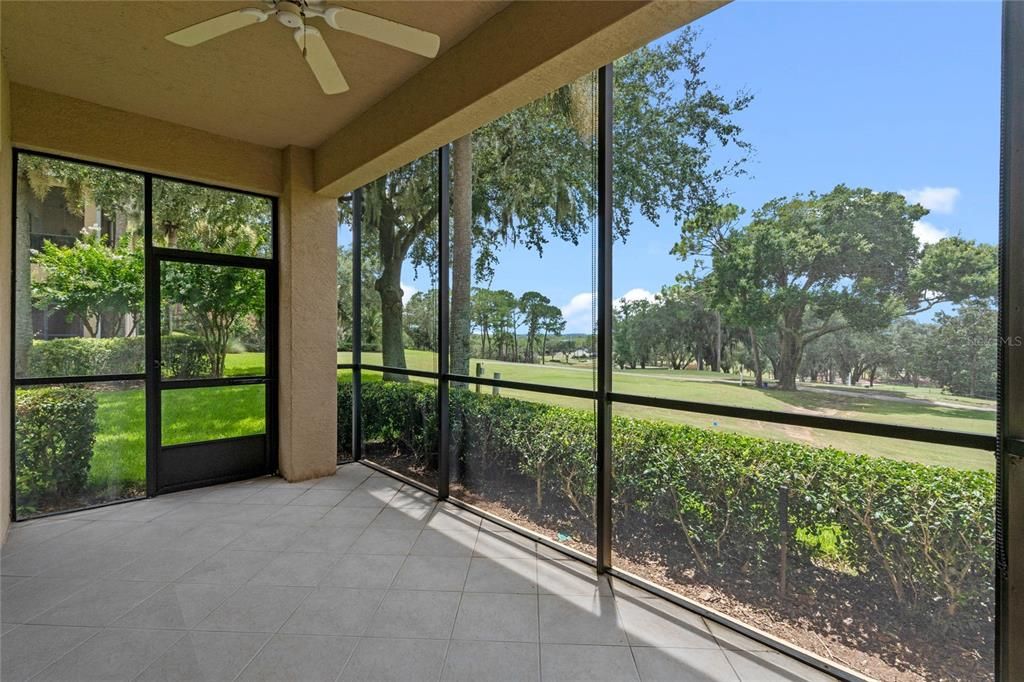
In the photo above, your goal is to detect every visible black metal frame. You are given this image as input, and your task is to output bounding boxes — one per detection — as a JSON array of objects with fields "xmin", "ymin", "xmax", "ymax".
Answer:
[
  {"xmin": 596, "ymin": 63, "xmax": 614, "ymax": 573},
  {"xmin": 998, "ymin": 2, "xmax": 1024, "ymax": 677},
  {"xmin": 351, "ymin": 189, "xmax": 363, "ymax": 462},
  {"xmin": 337, "ymin": 45, "xmax": 1016, "ymax": 679},
  {"xmin": 437, "ymin": 145, "xmax": 451, "ymax": 500},
  {"xmin": 150, "ymin": 176, "xmax": 278, "ymax": 493},
  {"xmin": 9, "ymin": 149, "xmax": 279, "ymax": 516}
]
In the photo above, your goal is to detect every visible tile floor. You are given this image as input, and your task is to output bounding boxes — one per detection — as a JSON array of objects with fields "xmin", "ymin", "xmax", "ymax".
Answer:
[{"xmin": 0, "ymin": 463, "xmax": 836, "ymax": 681}]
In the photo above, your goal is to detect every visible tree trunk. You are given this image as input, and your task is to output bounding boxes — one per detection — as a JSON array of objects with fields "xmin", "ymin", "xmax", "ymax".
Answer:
[
  {"xmin": 749, "ymin": 327, "xmax": 764, "ymax": 389},
  {"xmin": 376, "ymin": 256, "xmax": 408, "ymax": 381},
  {"xmin": 775, "ymin": 328, "xmax": 802, "ymax": 391},
  {"xmin": 713, "ymin": 310, "xmax": 722, "ymax": 372},
  {"xmin": 450, "ymin": 134, "xmax": 474, "ymax": 380},
  {"xmin": 15, "ymin": 180, "xmax": 33, "ymax": 376}
]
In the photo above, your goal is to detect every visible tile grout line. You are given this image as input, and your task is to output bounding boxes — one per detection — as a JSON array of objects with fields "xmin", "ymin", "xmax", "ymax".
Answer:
[
  {"xmin": 436, "ymin": 522, "xmax": 478, "ymax": 682},
  {"xmin": 15, "ymin": 625, "xmax": 105, "ymax": 682},
  {"xmin": 225, "ymin": 475, "xmax": 372, "ymax": 682},
  {"xmin": 333, "ymin": 477, "xmax": 424, "ymax": 681}
]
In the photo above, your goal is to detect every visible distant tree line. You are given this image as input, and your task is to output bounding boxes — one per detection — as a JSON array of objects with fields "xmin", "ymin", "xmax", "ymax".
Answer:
[{"xmin": 613, "ymin": 284, "xmax": 998, "ymax": 399}]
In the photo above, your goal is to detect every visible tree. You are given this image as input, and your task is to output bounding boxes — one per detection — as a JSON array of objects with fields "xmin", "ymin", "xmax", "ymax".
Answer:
[
  {"xmin": 614, "ymin": 299, "xmax": 661, "ymax": 369},
  {"xmin": 16, "ymin": 156, "xmax": 271, "ymax": 378},
  {"xmin": 363, "ymin": 28, "xmax": 750, "ymax": 374},
  {"xmin": 450, "ymin": 134, "xmax": 475, "ymax": 380},
  {"xmin": 538, "ymin": 304, "xmax": 566, "ymax": 364},
  {"xmin": 152, "ymin": 171, "xmax": 274, "ymax": 377},
  {"xmin": 887, "ymin": 319, "xmax": 932, "ymax": 388},
  {"xmin": 667, "ymin": 285, "xmax": 719, "ymax": 371},
  {"xmin": 161, "ymin": 262, "xmax": 263, "ymax": 377},
  {"xmin": 337, "ymin": 245, "xmax": 382, "ymax": 351},
  {"xmin": 924, "ymin": 303, "xmax": 997, "ymax": 399},
  {"xmin": 518, "ymin": 291, "xmax": 552, "ymax": 363},
  {"xmin": 677, "ymin": 187, "xmax": 997, "ymax": 390},
  {"xmin": 15, "ymin": 156, "xmax": 144, "ymax": 374},
  {"xmin": 802, "ymin": 323, "xmax": 893, "ymax": 386},
  {"xmin": 403, "ymin": 289, "xmax": 438, "ymax": 351},
  {"xmin": 152, "ymin": 181, "xmax": 271, "ymax": 256},
  {"xmin": 470, "ymin": 287, "xmax": 496, "ymax": 358},
  {"xmin": 361, "ymin": 155, "xmax": 438, "ymax": 379},
  {"xmin": 31, "ymin": 235, "xmax": 144, "ymax": 337}
]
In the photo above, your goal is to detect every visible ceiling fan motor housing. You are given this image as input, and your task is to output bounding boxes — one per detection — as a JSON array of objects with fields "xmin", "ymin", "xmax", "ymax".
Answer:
[{"xmin": 276, "ymin": 2, "xmax": 304, "ymax": 28}]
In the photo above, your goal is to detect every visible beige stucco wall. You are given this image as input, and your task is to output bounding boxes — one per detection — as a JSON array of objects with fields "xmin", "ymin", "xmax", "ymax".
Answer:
[
  {"xmin": 1, "ymin": 52, "xmax": 12, "ymax": 542},
  {"xmin": 10, "ymin": 84, "xmax": 281, "ymax": 197},
  {"xmin": 278, "ymin": 146, "xmax": 338, "ymax": 481}
]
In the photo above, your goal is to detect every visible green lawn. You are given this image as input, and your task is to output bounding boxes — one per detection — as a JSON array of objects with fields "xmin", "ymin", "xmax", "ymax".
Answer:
[
  {"xmin": 340, "ymin": 349, "xmax": 996, "ymax": 471},
  {"xmin": 224, "ymin": 351, "xmax": 266, "ymax": 377},
  {"xmin": 87, "ymin": 352, "xmax": 267, "ymax": 489},
  {"xmin": 81, "ymin": 344, "xmax": 998, "ymax": 496}
]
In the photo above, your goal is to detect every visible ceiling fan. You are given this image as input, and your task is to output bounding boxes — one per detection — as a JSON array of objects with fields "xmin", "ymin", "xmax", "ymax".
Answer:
[{"xmin": 165, "ymin": 1, "xmax": 441, "ymax": 95}]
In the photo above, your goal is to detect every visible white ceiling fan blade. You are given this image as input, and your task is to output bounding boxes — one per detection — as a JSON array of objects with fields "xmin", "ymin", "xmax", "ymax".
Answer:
[
  {"xmin": 322, "ymin": 7, "xmax": 440, "ymax": 58},
  {"xmin": 295, "ymin": 26, "xmax": 349, "ymax": 95},
  {"xmin": 166, "ymin": 8, "xmax": 268, "ymax": 47}
]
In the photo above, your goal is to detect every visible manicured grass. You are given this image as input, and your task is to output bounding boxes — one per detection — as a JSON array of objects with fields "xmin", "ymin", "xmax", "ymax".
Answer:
[
  {"xmin": 341, "ymin": 349, "xmax": 996, "ymax": 471},
  {"xmin": 161, "ymin": 384, "xmax": 265, "ymax": 446},
  {"xmin": 89, "ymin": 383, "xmax": 147, "ymax": 490},
  {"xmin": 83, "ymin": 345, "xmax": 998, "ymax": 495},
  {"xmin": 87, "ymin": 352, "xmax": 268, "ymax": 489},
  {"xmin": 224, "ymin": 351, "xmax": 266, "ymax": 377}
]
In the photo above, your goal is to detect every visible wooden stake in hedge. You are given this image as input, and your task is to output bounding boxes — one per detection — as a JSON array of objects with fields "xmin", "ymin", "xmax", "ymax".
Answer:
[{"xmin": 778, "ymin": 484, "xmax": 789, "ymax": 598}]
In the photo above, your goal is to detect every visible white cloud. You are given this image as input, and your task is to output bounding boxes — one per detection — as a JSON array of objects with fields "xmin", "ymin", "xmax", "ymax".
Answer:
[
  {"xmin": 900, "ymin": 186, "xmax": 960, "ymax": 215},
  {"xmin": 401, "ymin": 283, "xmax": 418, "ymax": 304},
  {"xmin": 561, "ymin": 292, "xmax": 593, "ymax": 334},
  {"xmin": 557, "ymin": 289, "xmax": 658, "ymax": 333},
  {"xmin": 617, "ymin": 288, "xmax": 657, "ymax": 305},
  {"xmin": 913, "ymin": 220, "xmax": 948, "ymax": 245}
]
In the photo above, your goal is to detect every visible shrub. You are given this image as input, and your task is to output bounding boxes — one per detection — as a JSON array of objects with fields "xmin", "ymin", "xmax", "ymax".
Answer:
[
  {"xmin": 161, "ymin": 334, "xmax": 212, "ymax": 378},
  {"xmin": 29, "ymin": 337, "xmax": 143, "ymax": 376},
  {"xmin": 104, "ymin": 336, "xmax": 146, "ymax": 374},
  {"xmin": 27, "ymin": 335, "xmax": 210, "ymax": 378},
  {"xmin": 339, "ymin": 378, "xmax": 995, "ymax": 624},
  {"xmin": 15, "ymin": 386, "xmax": 99, "ymax": 512}
]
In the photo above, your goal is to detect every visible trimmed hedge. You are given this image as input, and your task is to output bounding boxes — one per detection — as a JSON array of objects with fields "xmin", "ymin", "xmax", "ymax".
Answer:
[
  {"xmin": 28, "ymin": 335, "xmax": 211, "ymax": 378},
  {"xmin": 338, "ymin": 379, "xmax": 995, "ymax": 623},
  {"xmin": 15, "ymin": 385, "xmax": 99, "ymax": 512}
]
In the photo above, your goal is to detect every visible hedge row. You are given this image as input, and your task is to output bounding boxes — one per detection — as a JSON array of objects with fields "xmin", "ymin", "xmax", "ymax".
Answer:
[
  {"xmin": 15, "ymin": 386, "xmax": 98, "ymax": 513},
  {"xmin": 28, "ymin": 335, "xmax": 211, "ymax": 378},
  {"xmin": 338, "ymin": 379, "xmax": 995, "ymax": 622}
]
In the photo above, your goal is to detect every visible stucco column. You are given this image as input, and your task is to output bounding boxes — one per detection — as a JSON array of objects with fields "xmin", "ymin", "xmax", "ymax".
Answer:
[
  {"xmin": 278, "ymin": 146, "xmax": 338, "ymax": 481},
  {"xmin": 0, "ymin": 55, "xmax": 11, "ymax": 541}
]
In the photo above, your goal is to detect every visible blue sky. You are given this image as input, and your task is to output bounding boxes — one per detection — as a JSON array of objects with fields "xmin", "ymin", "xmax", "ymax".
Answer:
[{"xmin": 356, "ymin": 1, "xmax": 1002, "ymax": 333}]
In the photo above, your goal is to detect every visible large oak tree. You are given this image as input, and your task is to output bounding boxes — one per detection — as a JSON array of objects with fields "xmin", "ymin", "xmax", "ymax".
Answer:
[
  {"xmin": 676, "ymin": 186, "xmax": 998, "ymax": 390},
  {"xmin": 356, "ymin": 28, "xmax": 751, "ymax": 374}
]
